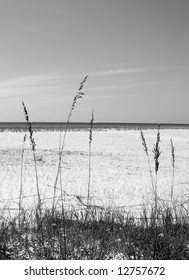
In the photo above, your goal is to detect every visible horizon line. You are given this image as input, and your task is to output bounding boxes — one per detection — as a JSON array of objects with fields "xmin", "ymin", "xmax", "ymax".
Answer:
[{"xmin": 0, "ymin": 121, "xmax": 188, "ymax": 125}]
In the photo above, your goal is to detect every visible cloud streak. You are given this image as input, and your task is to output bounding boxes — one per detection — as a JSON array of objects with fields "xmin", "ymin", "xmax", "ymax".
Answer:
[
  {"xmin": 0, "ymin": 73, "xmax": 79, "ymax": 102},
  {"xmin": 85, "ymin": 79, "xmax": 187, "ymax": 98},
  {"xmin": 86, "ymin": 65, "xmax": 185, "ymax": 77},
  {"xmin": 0, "ymin": 69, "xmax": 185, "ymax": 103}
]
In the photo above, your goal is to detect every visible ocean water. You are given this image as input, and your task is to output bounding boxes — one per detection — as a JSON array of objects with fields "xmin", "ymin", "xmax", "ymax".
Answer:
[{"xmin": 0, "ymin": 122, "xmax": 189, "ymax": 131}]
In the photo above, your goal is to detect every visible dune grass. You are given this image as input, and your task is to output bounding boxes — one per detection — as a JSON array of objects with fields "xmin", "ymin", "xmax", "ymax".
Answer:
[
  {"xmin": 0, "ymin": 78, "xmax": 189, "ymax": 260},
  {"xmin": 1, "ymin": 205, "xmax": 189, "ymax": 260}
]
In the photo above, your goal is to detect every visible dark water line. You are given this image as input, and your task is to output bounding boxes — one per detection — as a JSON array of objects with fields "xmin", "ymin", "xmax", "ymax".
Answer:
[{"xmin": 0, "ymin": 122, "xmax": 189, "ymax": 131}]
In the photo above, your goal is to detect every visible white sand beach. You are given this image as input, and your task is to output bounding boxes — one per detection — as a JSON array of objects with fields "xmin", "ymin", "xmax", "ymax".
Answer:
[{"xmin": 0, "ymin": 129, "xmax": 189, "ymax": 215}]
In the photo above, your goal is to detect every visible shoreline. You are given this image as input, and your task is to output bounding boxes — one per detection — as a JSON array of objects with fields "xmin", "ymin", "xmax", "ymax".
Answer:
[{"xmin": 0, "ymin": 122, "xmax": 189, "ymax": 131}]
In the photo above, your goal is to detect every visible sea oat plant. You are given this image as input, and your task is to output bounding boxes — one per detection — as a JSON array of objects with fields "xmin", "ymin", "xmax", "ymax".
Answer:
[
  {"xmin": 18, "ymin": 133, "xmax": 27, "ymax": 227},
  {"xmin": 140, "ymin": 125, "xmax": 161, "ymax": 216},
  {"xmin": 22, "ymin": 101, "xmax": 42, "ymax": 225},
  {"xmin": 52, "ymin": 75, "xmax": 88, "ymax": 215},
  {"xmin": 87, "ymin": 109, "xmax": 94, "ymax": 207},
  {"xmin": 152, "ymin": 125, "xmax": 161, "ymax": 215},
  {"xmin": 140, "ymin": 128, "xmax": 155, "ymax": 195},
  {"xmin": 170, "ymin": 139, "xmax": 175, "ymax": 205},
  {"xmin": 51, "ymin": 76, "xmax": 88, "ymax": 259}
]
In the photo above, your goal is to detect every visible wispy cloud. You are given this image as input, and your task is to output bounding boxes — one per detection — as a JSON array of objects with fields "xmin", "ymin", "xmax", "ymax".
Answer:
[
  {"xmin": 86, "ymin": 84, "xmax": 140, "ymax": 91},
  {"xmin": 86, "ymin": 65, "xmax": 185, "ymax": 77},
  {"xmin": 0, "ymin": 73, "xmax": 79, "ymax": 102},
  {"xmin": 0, "ymin": 69, "xmax": 185, "ymax": 104},
  {"xmin": 87, "ymin": 68, "xmax": 151, "ymax": 76},
  {"xmin": 85, "ymin": 79, "xmax": 187, "ymax": 96}
]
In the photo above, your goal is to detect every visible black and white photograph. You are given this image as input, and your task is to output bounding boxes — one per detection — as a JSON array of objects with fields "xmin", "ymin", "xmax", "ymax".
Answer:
[{"xmin": 0, "ymin": 0, "xmax": 189, "ymax": 265}]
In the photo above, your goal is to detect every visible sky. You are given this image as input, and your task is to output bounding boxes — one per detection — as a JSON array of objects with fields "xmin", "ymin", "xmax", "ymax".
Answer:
[{"xmin": 0, "ymin": 0, "xmax": 189, "ymax": 123}]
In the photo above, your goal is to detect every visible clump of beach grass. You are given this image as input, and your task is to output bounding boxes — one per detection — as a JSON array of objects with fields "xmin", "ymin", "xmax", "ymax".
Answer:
[{"xmin": 1, "ymin": 204, "xmax": 189, "ymax": 260}]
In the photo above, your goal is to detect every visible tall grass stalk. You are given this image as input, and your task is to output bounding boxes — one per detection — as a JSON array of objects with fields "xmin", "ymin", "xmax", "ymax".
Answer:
[
  {"xmin": 52, "ymin": 75, "xmax": 88, "ymax": 215},
  {"xmin": 140, "ymin": 129, "xmax": 155, "ymax": 194},
  {"xmin": 59, "ymin": 158, "xmax": 67, "ymax": 259},
  {"xmin": 18, "ymin": 134, "xmax": 27, "ymax": 227},
  {"xmin": 152, "ymin": 125, "xmax": 161, "ymax": 215},
  {"xmin": 51, "ymin": 76, "xmax": 88, "ymax": 259},
  {"xmin": 22, "ymin": 101, "xmax": 42, "ymax": 225},
  {"xmin": 87, "ymin": 109, "xmax": 94, "ymax": 207},
  {"xmin": 170, "ymin": 138, "xmax": 175, "ymax": 205},
  {"xmin": 140, "ymin": 126, "xmax": 161, "ymax": 216}
]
